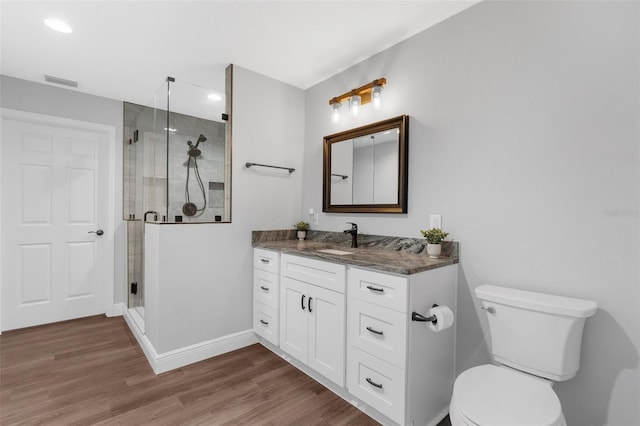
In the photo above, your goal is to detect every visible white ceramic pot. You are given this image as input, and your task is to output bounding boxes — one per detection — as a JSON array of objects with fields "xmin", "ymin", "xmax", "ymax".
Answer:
[
  {"xmin": 297, "ymin": 230, "xmax": 307, "ymax": 241},
  {"xmin": 426, "ymin": 243, "xmax": 441, "ymax": 259}
]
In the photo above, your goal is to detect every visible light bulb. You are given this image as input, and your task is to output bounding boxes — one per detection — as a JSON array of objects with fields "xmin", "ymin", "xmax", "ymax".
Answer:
[
  {"xmin": 332, "ymin": 102, "xmax": 341, "ymax": 123},
  {"xmin": 350, "ymin": 94, "xmax": 361, "ymax": 117},
  {"xmin": 372, "ymin": 84, "xmax": 382, "ymax": 110},
  {"xmin": 44, "ymin": 18, "xmax": 72, "ymax": 33}
]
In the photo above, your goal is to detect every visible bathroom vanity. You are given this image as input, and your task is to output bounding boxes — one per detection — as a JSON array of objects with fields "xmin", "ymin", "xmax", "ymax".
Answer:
[{"xmin": 252, "ymin": 233, "xmax": 458, "ymax": 426}]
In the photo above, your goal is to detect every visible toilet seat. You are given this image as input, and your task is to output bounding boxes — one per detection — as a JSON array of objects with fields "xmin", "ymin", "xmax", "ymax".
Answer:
[{"xmin": 451, "ymin": 364, "xmax": 566, "ymax": 426}]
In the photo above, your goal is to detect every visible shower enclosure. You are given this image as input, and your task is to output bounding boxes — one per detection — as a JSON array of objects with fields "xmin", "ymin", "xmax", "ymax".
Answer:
[{"xmin": 123, "ymin": 71, "xmax": 231, "ymax": 329}]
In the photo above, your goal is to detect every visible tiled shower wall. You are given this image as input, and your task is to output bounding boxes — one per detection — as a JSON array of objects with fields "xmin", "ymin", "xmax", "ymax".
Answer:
[{"xmin": 123, "ymin": 101, "xmax": 228, "ymax": 309}]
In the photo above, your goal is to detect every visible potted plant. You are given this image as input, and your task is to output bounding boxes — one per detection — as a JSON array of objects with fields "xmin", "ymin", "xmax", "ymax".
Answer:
[
  {"xmin": 420, "ymin": 228, "xmax": 449, "ymax": 259},
  {"xmin": 294, "ymin": 221, "xmax": 310, "ymax": 240}
]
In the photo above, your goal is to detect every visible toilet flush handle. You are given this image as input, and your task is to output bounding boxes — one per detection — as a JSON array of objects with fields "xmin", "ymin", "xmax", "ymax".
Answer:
[{"xmin": 481, "ymin": 306, "xmax": 496, "ymax": 314}]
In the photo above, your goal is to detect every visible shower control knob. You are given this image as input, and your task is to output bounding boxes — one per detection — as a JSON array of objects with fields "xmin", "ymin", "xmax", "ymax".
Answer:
[{"xmin": 88, "ymin": 229, "xmax": 104, "ymax": 236}]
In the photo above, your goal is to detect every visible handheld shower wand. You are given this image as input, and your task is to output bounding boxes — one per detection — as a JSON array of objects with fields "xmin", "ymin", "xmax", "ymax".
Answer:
[
  {"xmin": 187, "ymin": 134, "xmax": 207, "ymax": 157},
  {"xmin": 183, "ymin": 134, "xmax": 208, "ymax": 216}
]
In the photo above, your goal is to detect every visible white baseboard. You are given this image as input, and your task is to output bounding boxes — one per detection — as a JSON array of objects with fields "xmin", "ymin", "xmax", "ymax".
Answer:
[
  {"xmin": 108, "ymin": 303, "xmax": 125, "ymax": 317},
  {"xmin": 122, "ymin": 309, "xmax": 258, "ymax": 375},
  {"xmin": 153, "ymin": 329, "xmax": 258, "ymax": 374}
]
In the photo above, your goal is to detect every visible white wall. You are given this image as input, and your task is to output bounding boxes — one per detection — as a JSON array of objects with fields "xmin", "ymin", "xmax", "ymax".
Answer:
[
  {"xmin": 142, "ymin": 65, "xmax": 305, "ymax": 352},
  {"xmin": 302, "ymin": 2, "xmax": 639, "ymax": 425},
  {"xmin": 0, "ymin": 75, "xmax": 126, "ymax": 307}
]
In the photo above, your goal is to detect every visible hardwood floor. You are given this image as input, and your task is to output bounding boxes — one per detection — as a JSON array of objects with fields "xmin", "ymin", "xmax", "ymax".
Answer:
[{"xmin": 0, "ymin": 315, "xmax": 379, "ymax": 425}]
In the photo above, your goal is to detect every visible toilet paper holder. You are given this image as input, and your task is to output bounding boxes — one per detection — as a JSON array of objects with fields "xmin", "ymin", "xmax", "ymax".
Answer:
[{"xmin": 412, "ymin": 304, "xmax": 440, "ymax": 324}]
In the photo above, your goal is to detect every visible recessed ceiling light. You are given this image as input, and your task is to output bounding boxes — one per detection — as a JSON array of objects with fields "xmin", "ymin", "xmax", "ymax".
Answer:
[
  {"xmin": 44, "ymin": 18, "xmax": 72, "ymax": 34},
  {"xmin": 207, "ymin": 93, "xmax": 223, "ymax": 101}
]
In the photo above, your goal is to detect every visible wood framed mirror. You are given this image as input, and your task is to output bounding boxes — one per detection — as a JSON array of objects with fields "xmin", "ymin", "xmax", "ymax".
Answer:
[{"xmin": 323, "ymin": 115, "xmax": 409, "ymax": 213}]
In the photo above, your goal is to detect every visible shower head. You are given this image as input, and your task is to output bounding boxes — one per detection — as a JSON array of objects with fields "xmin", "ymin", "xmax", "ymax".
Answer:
[{"xmin": 193, "ymin": 134, "xmax": 207, "ymax": 148}]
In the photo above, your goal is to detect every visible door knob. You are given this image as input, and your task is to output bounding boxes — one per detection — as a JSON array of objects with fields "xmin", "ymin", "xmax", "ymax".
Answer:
[{"xmin": 88, "ymin": 229, "xmax": 104, "ymax": 236}]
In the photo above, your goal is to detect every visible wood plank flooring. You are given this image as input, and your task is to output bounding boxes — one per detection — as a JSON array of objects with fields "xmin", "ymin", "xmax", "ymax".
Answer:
[{"xmin": 0, "ymin": 315, "xmax": 379, "ymax": 425}]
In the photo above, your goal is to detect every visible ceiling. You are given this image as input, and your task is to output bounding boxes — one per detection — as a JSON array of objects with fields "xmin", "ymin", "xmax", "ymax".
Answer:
[{"xmin": 1, "ymin": 1, "xmax": 479, "ymax": 110}]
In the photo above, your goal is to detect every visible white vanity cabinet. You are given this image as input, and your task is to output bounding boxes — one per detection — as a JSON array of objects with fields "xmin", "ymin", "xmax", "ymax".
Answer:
[
  {"xmin": 252, "ymin": 244, "xmax": 457, "ymax": 426},
  {"xmin": 279, "ymin": 254, "xmax": 347, "ymax": 386},
  {"xmin": 347, "ymin": 265, "xmax": 457, "ymax": 426},
  {"xmin": 253, "ymin": 248, "xmax": 280, "ymax": 345}
]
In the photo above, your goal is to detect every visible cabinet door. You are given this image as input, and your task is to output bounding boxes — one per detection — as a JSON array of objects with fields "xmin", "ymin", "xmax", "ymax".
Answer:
[
  {"xmin": 308, "ymin": 285, "xmax": 346, "ymax": 386},
  {"xmin": 279, "ymin": 277, "xmax": 308, "ymax": 363}
]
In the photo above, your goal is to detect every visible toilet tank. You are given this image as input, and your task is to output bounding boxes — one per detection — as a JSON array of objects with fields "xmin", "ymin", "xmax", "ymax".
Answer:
[{"xmin": 475, "ymin": 285, "xmax": 597, "ymax": 381}]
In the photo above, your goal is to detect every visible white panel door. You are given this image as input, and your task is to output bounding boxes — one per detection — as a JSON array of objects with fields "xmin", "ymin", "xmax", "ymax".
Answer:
[
  {"xmin": 308, "ymin": 285, "xmax": 346, "ymax": 386},
  {"xmin": 2, "ymin": 116, "xmax": 108, "ymax": 330}
]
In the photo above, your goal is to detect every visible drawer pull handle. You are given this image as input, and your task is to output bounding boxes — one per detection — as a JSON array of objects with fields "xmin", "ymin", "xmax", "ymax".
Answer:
[
  {"xmin": 259, "ymin": 319, "xmax": 269, "ymax": 325},
  {"xmin": 260, "ymin": 286, "xmax": 269, "ymax": 292},
  {"xmin": 366, "ymin": 377, "xmax": 383, "ymax": 389},
  {"xmin": 260, "ymin": 259, "xmax": 270, "ymax": 264},
  {"xmin": 366, "ymin": 326, "xmax": 384, "ymax": 336},
  {"xmin": 301, "ymin": 294, "xmax": 306, "ymax": 311},
  {"xmin": 366, "ymin": 285, "xmax": 384, "ymax": 293},
  {"xmin": 308, "ymin": 297, "xmax": 313, "ymax": 312}
]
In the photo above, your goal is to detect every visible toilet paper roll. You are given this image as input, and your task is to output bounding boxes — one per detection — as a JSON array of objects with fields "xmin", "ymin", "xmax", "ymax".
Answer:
[{"xmin": 427, "ymin": 305, "xmax": 454, "ymax": 332}]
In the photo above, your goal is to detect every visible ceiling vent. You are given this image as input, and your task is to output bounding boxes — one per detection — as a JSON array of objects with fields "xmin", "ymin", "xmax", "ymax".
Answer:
[{"xmin": 44, "ymin": 75, "xmax": 79, "ymax": 88}]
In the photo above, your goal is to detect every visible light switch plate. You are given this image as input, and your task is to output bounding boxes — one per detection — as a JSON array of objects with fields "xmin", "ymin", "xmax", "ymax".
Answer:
[{"xmin": 430, "ymin": 214, "xmax": 442, "ymax": 230}]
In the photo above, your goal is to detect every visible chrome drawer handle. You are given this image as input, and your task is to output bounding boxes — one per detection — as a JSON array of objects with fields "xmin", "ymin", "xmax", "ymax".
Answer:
[
  {"xmin": 366, "ymin": 326, "xmax": 384, "ymax": 336},
  {"xmin": 259, "ymin": 319, "xmax": 269, "ymax": 325},
  {"xmin": 260, "ymin": 258, "xmax": 270, "ymax": 264},
  {"xmin": 260, "ymin": 286, "xmax": 269, "ymax": 292},
  {"xmin": 366, "ymin": 377, "xmax": 383, "ymax": 389},
  {"xmin": 481, "ymin": 306, "xmax": 496, "ymax": 314},
  {"xmin": 366, "ymin": 285, "xmax": 384, "ymax": 293}
]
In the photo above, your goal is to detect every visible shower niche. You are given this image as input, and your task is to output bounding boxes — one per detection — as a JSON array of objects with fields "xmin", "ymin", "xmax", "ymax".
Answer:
[{"xmin": 123, "ymin": 70, "xmax": 232, "ymax": 321}]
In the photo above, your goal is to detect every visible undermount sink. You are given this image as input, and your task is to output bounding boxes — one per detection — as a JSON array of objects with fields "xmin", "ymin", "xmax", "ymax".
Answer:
[{"xmin": 316, "ymin": 248, "xmax": 354, "ymax": 256}]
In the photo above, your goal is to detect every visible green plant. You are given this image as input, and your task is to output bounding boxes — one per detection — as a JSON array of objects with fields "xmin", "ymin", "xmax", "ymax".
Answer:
[
  {"xmin": 420, "ymin": 228, "xmax": 449, "ymax": 244},
  {"xmin": 294, "ymin": 221, "xmax": 310, "ymax": 231}
]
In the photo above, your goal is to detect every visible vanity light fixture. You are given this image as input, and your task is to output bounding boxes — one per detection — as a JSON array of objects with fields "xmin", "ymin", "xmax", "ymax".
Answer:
[{"xmin": 329, "ymin": 78, "xmax": 386, "ymax": 121}]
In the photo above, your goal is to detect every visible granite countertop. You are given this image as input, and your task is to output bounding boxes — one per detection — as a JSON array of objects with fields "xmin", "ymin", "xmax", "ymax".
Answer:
[{"xmin": 252, "ymin": 232, "xmax": 459, "ymax": 275}]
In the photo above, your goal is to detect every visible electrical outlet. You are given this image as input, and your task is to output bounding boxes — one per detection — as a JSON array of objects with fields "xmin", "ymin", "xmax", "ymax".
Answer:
[
  {"xmin": 309, "ymin": 208, "xmax": 319, "ymax": 225},
  {"xmin": 430, "ymin": 214, "xmax": 442, "ymax": 230}
]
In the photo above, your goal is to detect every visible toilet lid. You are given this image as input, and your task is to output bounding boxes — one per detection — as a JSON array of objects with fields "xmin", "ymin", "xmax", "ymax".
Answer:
[{"xmin": 453, "ymin": 364, "xmax": 564, "ymax": 426}]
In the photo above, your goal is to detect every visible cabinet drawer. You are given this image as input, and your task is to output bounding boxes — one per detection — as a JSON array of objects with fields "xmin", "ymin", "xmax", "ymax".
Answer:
[
  {"xmin": 254, "ymin": 248, "xmax": 280, "ymax": 274},
  {"xmin": 348, "ymin": 298, "xmax": 407, "ymax": 368},
  {"xmin": 281, "ymin": 254, "xmax": 346, "ymax": 293},
  {"xmin": 348, "ymin": 268, "xmax": 408, "ymax": 312},
  {"xmin": 347, "ymin": 347, "xmax": 406, "ymax": 425},
  {"xmin": 254, "ymin": 269, "xmax": 279, "ymax": 309},
  {"xmin": 254, "ymin": 301, "xmax": 279, "ymax": 346}
]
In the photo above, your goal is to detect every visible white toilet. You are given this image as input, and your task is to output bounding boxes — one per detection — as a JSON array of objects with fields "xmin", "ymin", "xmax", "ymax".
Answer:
[{"xmin": 450, "ymin": 284, "xmax": 597, "ymax": 426}]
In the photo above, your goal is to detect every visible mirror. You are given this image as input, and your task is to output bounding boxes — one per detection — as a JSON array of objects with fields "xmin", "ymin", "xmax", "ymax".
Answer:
[{"xmin": 323, "ymin": 115, "xmax": 408, "ymax": 213}]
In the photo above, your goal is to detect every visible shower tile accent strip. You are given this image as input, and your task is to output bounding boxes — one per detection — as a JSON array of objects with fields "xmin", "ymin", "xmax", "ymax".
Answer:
[{"xmin": 252, "ymin": 230, "xmax": 459, "ymax": 275}]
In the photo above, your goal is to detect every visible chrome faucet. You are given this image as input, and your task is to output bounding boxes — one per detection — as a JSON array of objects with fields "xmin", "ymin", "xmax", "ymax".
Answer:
[{"xmin": 343, "ymin": 222, "xmax": 358, "ymax": 248}]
